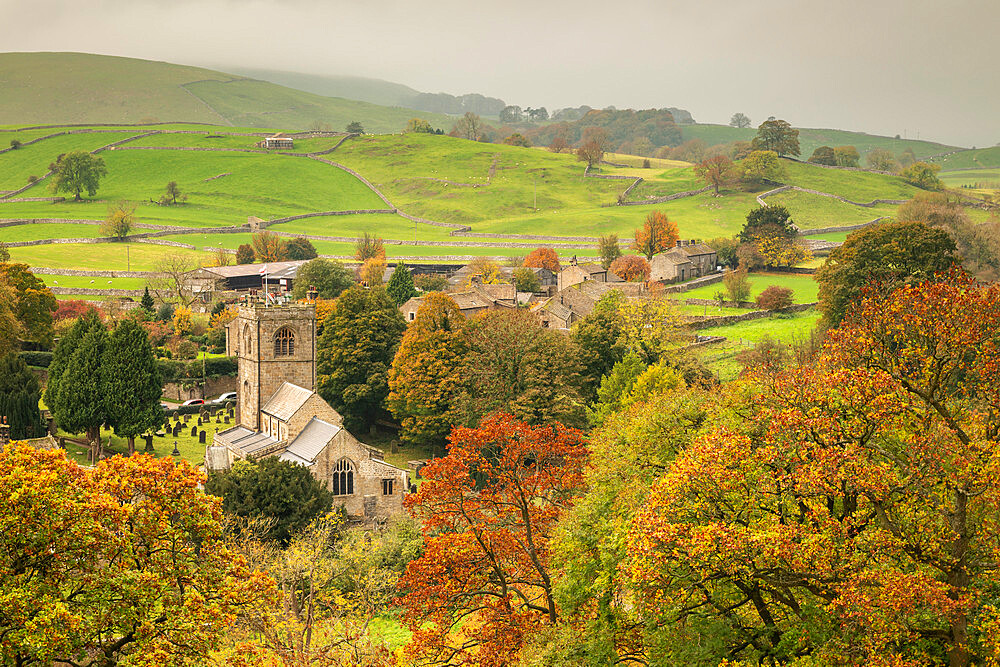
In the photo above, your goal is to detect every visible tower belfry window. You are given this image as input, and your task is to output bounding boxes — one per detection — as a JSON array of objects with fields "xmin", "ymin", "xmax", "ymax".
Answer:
[{"xmin": 274, "ymin": 327, "xmax": 295, "ymax": 356}]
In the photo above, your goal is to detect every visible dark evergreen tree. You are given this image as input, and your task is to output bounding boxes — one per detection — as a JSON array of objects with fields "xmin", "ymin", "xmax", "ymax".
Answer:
[
  {"xmin": 54, "ymin": 324, "xmax": 109, "ymax": 460},
  {"xmin": 205, "ymin": 457, "xmax": 334, "ymax": 544},
  {"xmin": 44, "ymin": 310, "xmax": 102, "ymax": 411},
  {"xmin": 739, "ymin": 205, "xmax": 797, "ymax": 242},
  {"xmin": 0, "ymin": 354, "xmax": 45, "ymax": 439},
  {"xmin": 386, "ymin": 262, "xmax": 418, "ymax": 305},
  {"xmin": 102, "ymin": 319, "xmax": 163, "ymax": 455},
  {"xmin": 316, "ymin": 285, "xmax": 406, "ymax": 432},
  {"xmin": 140, "ymin": 286, "xmax": 155, "ymax": 312}
]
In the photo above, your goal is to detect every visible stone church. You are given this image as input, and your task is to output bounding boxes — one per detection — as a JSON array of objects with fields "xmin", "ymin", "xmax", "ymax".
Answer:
[{"xmin": 208, "ymin": 302, "xmax": 409, "ymax": 520}]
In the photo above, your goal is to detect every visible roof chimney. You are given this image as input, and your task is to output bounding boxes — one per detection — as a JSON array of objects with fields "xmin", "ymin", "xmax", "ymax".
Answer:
[{"xmin": 676, "ymin": 240, "xmax": 683, "ymax": 248}]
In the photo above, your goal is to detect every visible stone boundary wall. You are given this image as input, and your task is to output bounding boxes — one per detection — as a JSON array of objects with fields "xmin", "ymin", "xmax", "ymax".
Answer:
[
  {"xmin": 395, "ymin": 210, "xmax": 471, "ymax": 232},
  {"xmin": 583, "ymin": 164, "xmax": 634, "ymax": 181},
  {"xmin": 780, "ymin": 156, "xmax": 897, "ymax": 176},
  {"xmin": 620, "ymin": 177, "xmax": 644, "ymax": 200},
  {"xmin": 0, "ymin": 218, "xmax": 182, "ymax": 230},
  {"xmin": 260, "ymin": 208, "xmax": 396, "ymax": 228},
  {"xmin": 0, "ymin": 131, "xmax": 71, "ymax": 155},
  {"xmin": 600, "ymin": 159, "xmax": 631, "ymax": 168},
  {"xmin": 685, "ymin": 298, "xmax": 757, "ymax": 309},
  {"xmin": 309, "ymin": 156, "xmax": 396, "ymax": 208},
  {"xmin": 623, "ymin": 184, "xmax": 713, "ymax": 206},
  {"xmin": 687, "ymin": 302, "xmax": 818, "ymax": 330},
  {"xmin": 453, "ymin": 231, "xmax": 599, "ymax": 242},
  {"xmin": 91, "ymin": 131, "xmax": 160, "ymax": 153},
  {"xmin": 2, "ymin": 197, "xmax": 65, "ymax": 203},
  {"xmin": 50, "ymin": 287, "xmax": 146, "ymax": 297},
  {"xmin": 658, "ymin": 272, "xmax": 725, "ymax": 293},
  {"xmin": 758, "ymin": 184, "xmax": 907, "ymax": 208},
  {"xmin": 28, "ymin": 266, "xmax": 162, "ymax": 278},
  {"xmin": 798, "ymin": 219, "xmax": 886, "ymax": 236}
]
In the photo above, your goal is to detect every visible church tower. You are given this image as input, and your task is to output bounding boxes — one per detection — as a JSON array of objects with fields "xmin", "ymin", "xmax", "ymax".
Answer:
[{"xmin": 228, "ymin": 303, "xmax": 317, "ymax": 430}]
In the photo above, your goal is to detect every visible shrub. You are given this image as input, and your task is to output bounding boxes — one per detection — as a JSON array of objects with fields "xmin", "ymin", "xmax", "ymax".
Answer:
[
  {"xmin": 18, "ymin": 350, "xmax": 53, "ymax": 368},
  {"xmin": 156, "ymin": 359, "xmax": 186, "ymax": 382},
  {"xmin": 9, "ymin": 139, "xmax": 21, "ymax": 150},
  {"xmin": 198, "ymin": 357, "xmax": 237, "ymax": 378},
  {"xmin": 642, "ymin": 159, "xmax": 651, "ymax": 168},
  {"xmin": 414, "ymin": 274, "xmax": 448, "ymax": 292},
  {"xmin": 27, "ymin": 175, "xmax": 38, "ymax": 184},
  {"xmin": 54, "ymin": 300, "xmax": 101, "ymax": 322},
  {"xmin": 609, "ymin": 255, "xmax": 651, "ymax": 282},
  {"xmin": 723, "ymin": 269, "xmax": 752, "ymax": 303},
  {"xmin": 756, "ymin": 285, "xmax": 794, "ymax": 310},
  {"xmin": 156, "ymin": 303, "xmax": 174, "ymax": 322}
]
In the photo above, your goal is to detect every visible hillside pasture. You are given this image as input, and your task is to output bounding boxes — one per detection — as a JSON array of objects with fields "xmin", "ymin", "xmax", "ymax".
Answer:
[
  {"xmin": 779, "ymin": 160, "xmax": 919, "ymax": 202},
  {"xmin": 683, "ymin": 272, "xmax": 819, "ymax": 304},
  {"xmin": 930, "ymin": 147, "xmax": 1000, "ymax": 171},
  {"xmin": 764, "ymin": 190, "xmax": 897, "ymax": 229},
  {"xmin": 270, "ymin": 213, "xmax": 458, "ymax": 242},
  {"xmin": 0, "ymin": 222, "xmax": 104, "ymax": 242},
  {"xmin": 8, "ymin": 242, "xmax": 210, "ymax": 271},
  {"xmin": 35, "ymin": 274, "xmax": 149, "ymax": 290},
  {"xmin": 0, "ymin": 131, "xmax": 141, "ymax": 190},
  {"xmin": 939, "ymin": 168, "xmax": 1000, "ymax": 190}
]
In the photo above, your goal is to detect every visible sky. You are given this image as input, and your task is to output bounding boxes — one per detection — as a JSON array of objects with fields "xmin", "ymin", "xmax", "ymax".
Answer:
[{"xmin": 1, "ymin": 0, "xmax": 996, "ymax": 147}]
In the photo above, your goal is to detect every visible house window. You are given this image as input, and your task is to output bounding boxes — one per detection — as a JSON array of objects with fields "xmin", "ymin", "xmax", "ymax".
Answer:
[
  {"xmin": 408, "ymin": 312, "xmax": 415, "ymax": 321},
  {"xmin": 274, "ymin": 327, "xmax": 295, "ymax": 356},
  {"xmin": 332, "ymin": 458, "xmax": 355, "ymax": 496},
  {"xmin": 382, "ymin": 479, "xmax": 395, "ymax": 495}
]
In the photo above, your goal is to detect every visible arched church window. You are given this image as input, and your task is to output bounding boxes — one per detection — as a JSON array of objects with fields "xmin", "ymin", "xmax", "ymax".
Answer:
[
  {"xmin": 274, "ymin": 327, "xmax": 295, "ymax": 356},
  {"xmin": 332, "ymin": 458, "xmax": 355, "ymax": 496},
  {"xmin": 243, "ymin": 324, "xmax": 252, "ymax": 356}
]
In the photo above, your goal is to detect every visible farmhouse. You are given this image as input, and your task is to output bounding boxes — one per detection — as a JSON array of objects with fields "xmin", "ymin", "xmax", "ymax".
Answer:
[
  {"xmin": 211, "ymin": 302, "xmax": 408, "ymax": 520},
  {"xmin": 182, "ymin": 260, "xmax": 307, "ymax": 299},
  {"xmin": 649, "ymin": 248, "xmax": 695, "ymax": 283},
  {"xmin": 262, "ymin": 132, "xmax": 294, "ymax": 149},
  {"xmin": 676, "ymin": 240, "xmax": 718, "ymax": 277},
  {"xmin": 399, "ymin": 283, "xmax": 516, "ymax": 322}
]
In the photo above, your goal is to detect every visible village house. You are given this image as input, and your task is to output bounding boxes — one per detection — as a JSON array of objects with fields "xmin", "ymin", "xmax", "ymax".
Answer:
[
  {"xmin": 399, "ymin": 282, "xmax": 516, "ymax": 322},
  {"xmin": 650, "ymin": 241, "xmax": 718, "ymax": 283},
  {"xmin": 557, "ymin": 261, "xmax": 621, "ymax": 291},
  {"xmin": 211, "ymin": 302, "xmax": 408, "ymax": 520}
]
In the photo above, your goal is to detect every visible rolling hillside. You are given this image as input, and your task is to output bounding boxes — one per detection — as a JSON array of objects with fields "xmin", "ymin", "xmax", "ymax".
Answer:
[{"xmin": 0, "ymin": 52, "xmax": 452, "ymax": 132}]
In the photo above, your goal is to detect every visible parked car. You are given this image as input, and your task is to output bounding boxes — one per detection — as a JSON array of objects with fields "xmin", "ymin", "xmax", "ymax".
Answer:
[
  {"xmin": 181, "ymin": 399, "xmax": 205, "ymax": 406},
  {"xmin": 213, "ymin": 392, "xmax": 237, "ymax": 404}
]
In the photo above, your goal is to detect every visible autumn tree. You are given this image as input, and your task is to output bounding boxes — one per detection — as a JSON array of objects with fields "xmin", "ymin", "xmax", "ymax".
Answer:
[
  {"xmin": 387, "ymin": 293, "xmax": 468, "ymax": 453},
  {"xmin": 722, "ymin": 267, "xmax": 752, "ymax": 302},
  {"xmin": 284, "ymin": 236, "xmax": 318, "ymax": 260},
  {"xmin": 834, "ymin": 145, "xmax": 860, "ymax": 167},
  {"xmin": 386, "ymin": 261, "xmax": 419, "ymax": 305},
  {"xmin": 597, "ymin": 233, "xmax": 623, "ymax": 269},
  {"xmin": 355, "ymin": 231, "xmax": 386, "ymax": 261},
  {"xmin": 252, "ymin": 230, "xmax": 288, "ymax": 262},
  {"xmin": 576, "ymin": 140, "xmax": 604, "ymax": 168},
  {"xmin": 755, "ymin": 284, "xmax": 793, "ymax": 309},
  {"xmin": 729, "ymin": 112, "xmax": 752, "ymax": 128},
  {"xmin": 739, "ymin": 149, "xmax": 786, "ymax": 185},
  {"xmin": 503, "ymin": 133, "xmax": 531, "ymax": 147},
  {"xmin": 463, "ymin": 256, "xmax": 508, "ymax": 286},
  {"xmin": 901, "ymin": 160, "xmax": 943, "ymax": 190},
  {"xmin": 0, "ymin": 263, "xmax": 56, "ymax": 347},
  {"xmin": 815, "ymin": 219, "xmax": 958, "ymax": 327},
  {"xmin": 866, "ymin": 147, "xmax": 900, "ymax": 172},
  {"xmin": 750, "ymin": 118, "xmax": 800, "ymax": 156},
  {"xmin": 101, "ymin": 199, "xmax": 136, "ymax": 240},
  {"xmin": 524, "ymin": 246, "xmax": 561, "ymax": 272},
  {"xmin": 0, "ymin": 446, "xmax": 274, "ymax": 666},
  {"xmin": 0, "ymin": 353, "xmax": 45, "ymax": 439},
  {"xmin": 235, "ymin": 243, "xmax": 255, "ymax": 264},
  {"xmin": 149, "ymin": 254, "xmax": 196, "ymax": 306},
  {"xmin": 609, "ymin": 254, "xmax": 650, "ymax": 282},
  {"xmin": 897, "ymin": 192, "xmax": 1000, "ymax": 278},
  {"xmin": 456, "ymin": 309, "xmax": 586, "ymax": 428},
  {"xmin": 625, "ymin": 274, "xmax": 1000, "ymax": 667},
  {"xmin": 50, "ymin": 150, "xmax": 107, "ymax": 200},
  {"xmin": 210, "ymin": 246, "xmax": 233, "ymax": 267},
  {"xmin": 808, "ymin": 145, "xmax": 837, "ymax": 165},
  {"xmin": 317, "ymin": 285, "xmax": 406, "ymax": 432},
  {"xmin": 548, "ymin": 134, "xmax": 570, "ymax": 153},
  {"xmin": 291, "ymin": 258, "xmax": 354, "ymax": 300},
  {"xmin": 631, "ymin": 210, "xmax": 680, "ymax": 259},
  {"xmin": 360, "ymin": 256, "xmax": 387, "ymax": 287},
  {"xmin": 453, "ymin": 112, "xmax": 483, "ymax": 141},
  {"xmin": 399, "ymin": 414, "xmax": 588, "ymax": 666},
  {"xmin": 101, "ymin": 318, "xmax": 162, "ymax": 456},
  {"xmin": 693, "ymin": 154, "xmax": 739, "ymax": 195}
]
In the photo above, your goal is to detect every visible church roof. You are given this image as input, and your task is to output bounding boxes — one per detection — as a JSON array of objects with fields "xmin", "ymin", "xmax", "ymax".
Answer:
[
  {"xmin": 214, "ymin": 426, "xmax": 279, "ymax": 457},
  {"xmin": 261, "ymin": 382, "xmax": 313, "ymax": 421},
  {"xmin": 279, "ymin": 416, "xmax": 342, "ymax": 466}
]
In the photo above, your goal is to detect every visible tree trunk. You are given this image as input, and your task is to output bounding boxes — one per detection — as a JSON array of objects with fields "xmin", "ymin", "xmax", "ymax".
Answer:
[{"xmin": 127, "ymin": 436, "xmax": 135, "ymax": 456}]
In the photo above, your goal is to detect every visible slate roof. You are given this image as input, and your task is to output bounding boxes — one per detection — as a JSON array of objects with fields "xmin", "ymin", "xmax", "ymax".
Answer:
[
  {"xmin": 679, "ymin": 243, "xmax": 716, "ymax": 257},
  {"xmin": 214, "ymin": 426, "xmax": 279, "ymax": 457},
  {"xmin": 537, "ymin": 299, "xmax": 573, "ymax": 323},
  {"xmin": 261, "ymin": 382, "xmax": 313, "ymax": 421},
  {"xmin": 577, "ymin": 262, "xmax": 607, "ymax": 275},
  {"xmin": 279, "ymin": 417, "xmax": 342, "ymax": 466},
  {"xmin": 655, "ymin": 249, "xmax": 694, "ymax": 266},
  {"xmin": 448, "ymin": 291, "xmax": 494, "ymax": 311},
  {"xmin": 193, "ymin": 259, "xmax": 307, "ymax": 279}
]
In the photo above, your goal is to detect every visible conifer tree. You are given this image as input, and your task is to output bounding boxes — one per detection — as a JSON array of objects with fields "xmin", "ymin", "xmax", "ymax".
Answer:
[
  {"xmin": 55, "ymin": 324, "xmax": 109, "ymax": 460},
  {"xmin": 45, "ymin": 310, "xmax": 102, "ymax": 411},
  {"xmin": 386, "ymin": 262, "xmax": 418, "ymax": 305},
  {"xmin": 140, "ymin": 286, "xmax": 155, "ymax": 313},
  {"xmin": 102, "ymin": 319, "xmax": 163, "ymax": 455},
  {"xmin": 0, "ymin": 354, "xmax": 45, "ymax": 439}
]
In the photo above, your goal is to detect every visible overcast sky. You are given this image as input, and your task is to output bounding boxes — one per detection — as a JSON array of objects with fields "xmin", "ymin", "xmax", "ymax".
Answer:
[{"xmin": 2, "ymin": 0, "xmax": 996, "ymax": 147}]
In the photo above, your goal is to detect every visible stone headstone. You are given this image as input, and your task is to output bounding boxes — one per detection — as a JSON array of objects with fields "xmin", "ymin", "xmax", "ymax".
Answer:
[
  {"xmin": 182, "ymin": 414, "xmax": 190, "ymax": 423},
  {"xmin": 215, "ymin": 414, "xmax": 221, "ymax": 423},
  {"xmin": 190, "ymin": 425, "xmax": 197, "ymax": 437},
  {"xmin": 390, "ymin": 439, "xmax": 399, "ymax": 454},
  {"xmin": 224, "ymin": 416, "xmax": 230, "ymax": 424},
  {"xmin": 199, "ymin": 430, "xmax": 206, "ymax": 444},
  {"xmin": 197, "ymin": 417, "xmax": 202, "ymax": 426},
  {"xmin": 172, "ymin": 423, "xmax": 181, "ymax": 437}
]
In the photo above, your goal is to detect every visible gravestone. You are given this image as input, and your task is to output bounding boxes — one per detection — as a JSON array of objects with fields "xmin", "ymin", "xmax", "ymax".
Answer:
[
  {"xmin": 190, "ymin": 425, "xmax": 197, "ymax": 437},
  {"xmin": 172, "ymin": 423, "xmax": 181, "ymax": 437},
  {"xmin": 182, "ymin": 414, "xmax": 190, "ymax": 423},
  {"xmin": 228, "ymin": 408, "xmax": 234, "ymax": 418},
  {"xmin": 215, "ymin": 414, "xmax": 221, "ymax": 423},
  {"xmin": 224, "ymin": 415, "xmax": 230, "ymax": 424},
  {"xmin": 144, "ymin": 435, "xmax": 154, "ymax": 452},
  {"xmin": 197, "ymin": 417, "xmax": 202, "ymax": 426},
  {"xmin": 363, "ymin": 495, "xmax": 377, "ymax": 520},
  {"xmin": 199, "ymin": 430, "xmax": 206, "ymax": 444}
]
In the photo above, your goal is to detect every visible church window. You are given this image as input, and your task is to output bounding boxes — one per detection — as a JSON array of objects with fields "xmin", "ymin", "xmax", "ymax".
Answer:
[
  {"xmin": 274, "ymin": 327, "xmax": 295, "ymax": 356},
  {"xmin": 382, "ymin": 478, "xmax": 394, "ymax": 495},
  {"xmin": 243, "ymin": 324, "xmax": 252, "ymax": 355},
  {"xmin": 332, "ymin": 458, "xmax": 355, "ymax": 496}
]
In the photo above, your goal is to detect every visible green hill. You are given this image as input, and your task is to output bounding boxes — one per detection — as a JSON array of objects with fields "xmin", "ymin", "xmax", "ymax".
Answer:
[
  {"xmin": 680, "ymin": 123, "xmax": 958, "ymax": 160},
  {"xmin": 928, "ymin": 146, "xmax": 1000, "ymax": 171},
  {"xmin": 226, "ymin": 67, "xmax": 421, "ymax": 108},
  {"xmin": 0, "ymin": 52, "xmax": 451, "ymax": 133}
]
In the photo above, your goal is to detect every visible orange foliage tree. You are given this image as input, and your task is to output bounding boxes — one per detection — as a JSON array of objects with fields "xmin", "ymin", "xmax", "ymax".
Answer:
[
  {"xmin": 631, "ymin": 210, "xmax": 680, "ymax": 259},
  {"xmin": 609, "ymin": 254, "xmax": 650, "ymax": 282},
  {"xmin": 625, "ymin": 272, "xmax": 1000, "ymax": 666},
  {"xmin": 523, "ymin": 247, "xmax": 561, "ymax": 272},
  {"xmin": 0, "ymin": 445, "xmax": 274, "ymax": 666},
  {"xmin": 251, "ymin": 230, "xmax": 287, "ymax": 262},
  {"xmin": 399, "ymin": 414, "xmax": 588, "ymax": 666}
]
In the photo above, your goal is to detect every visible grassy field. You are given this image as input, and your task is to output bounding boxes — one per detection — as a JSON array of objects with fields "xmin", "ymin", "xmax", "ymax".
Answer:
[
  {"xmin": 9, "ymin": 242, "xmax": 210, "ymax": 271},
  {"xmin": 765, "ymin": 190, "xmax": 897, "ymax": 228},
  {"xmin": 697, "ymin": 308, "xmax": 823, "ymax": 381},
  {"xmin": 0, "ymin": 131, "xmax": 141, "ymax": 190},
  {"xmin": 930, "ymin": 147, "xmax": 1000, "ymax": 171},
  {"xmin": 683, "ymin": 272, "xmax": 819, "ymax": 303},
  {"xmin": 679, "ymin": 124, "xmax": 957, "ymax": 160},
  {"xmin": 35, "ymin": 274, "xmax": 149, "ymax": 290},
  {"xmin": 0, "ymin": 222, "xmax": 104, "ymax": 241},
  {"xmin": 0, "ymin": 52, "xmax": 452, "ymax": 133},
  {"xmin": 939, "ymin": 168, "xmax": 1000, "ymax": 190},
  {"xmin": 270, "ymin": 213, "xmax": 458, "ymax": 242}
]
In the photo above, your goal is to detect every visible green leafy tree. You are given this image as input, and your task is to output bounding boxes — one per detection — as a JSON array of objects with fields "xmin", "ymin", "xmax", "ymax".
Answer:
[
  {"xmin": 50, "ymin": 151, "xmax": 107, "ymax": 200},
  {"xmin": 386, "ymin": 262, "xmax": 419, "ymax": 305},
  {"xmin": 0, "ymin": 241, "xmax": 9, "ymax": 263},
  {"xmin": 597, "ymin": 233, "xmax": 623, "ymax": 269},
  {"xmin": 512, "ymin": 267, "xmax": 541, "ymax": 293},
  {"xmin": 834, "ymin": 145, "xmax": 860, "ymax": 167},
  {"xmin": 101, "ymin": 200, "xmax": 136, "ymax": 240},
  {"xmin": 457, "ymin": 309, "xmax": 586, "ymax": 428},
  {"xmin": 387, "ymin": 293, "xmax": 467, "ymax": 453},
  {"xmin": 290, "ymin": 258, "xmax": 355, "ymax": 299},
  {"xmin": 0, "ymin": 263, "xmax": 56, "ymax": 348},
  {"xmin": 163, "ymin": 181, "xmax": 183, "ymax": 205},
  {"xmin": 570, "ymin": 290, "xmax": 630, "ymax": 401},
  {"xmin": 901, "ymin": 161, "xmax": 943, "ymax": 190},
  {"xmin": 816, "ymin": 219, "xmax": 958, "ymax": 327},
  {"xmin": 739, "ymin": 149, "xmax": 786, "ymax": 184},
  {"xmin": 722, "ymin": 268, "xmax": 752, "ymax": 302},
  {"xmin": 0, "ymin": 353, "xmax": 45, "ymax": 439},
  {"xmin": 706, "ymin": 236, "xmax": 740, "ymax": 268},
  {"xmin": 205, "ymin": 456, "xmax": 334, "ymax": 544},
  {"xmin": 807, "ymin": 145, "xmax": 837, "ymax": 165},
  {"xmin": 346, "ymin": 121, "xmax": 364, "ymax": 134},
  {"xmin": 235, "ymin": 243, "xmax": 255, "ymax": 265},
  {"xmin": 284, "ymin": 236, "xmax": 318, "ymax": 260},
  {"xmin": 316, "ymin": 285, "xmax": 406, "ymax": 432},
  {"xmin": 750, "ymin": 119, "xmax": 800, "ymax": 156},
  {"xmin": 586, "ymin": 351, "xmax": 646, "ymax": 427},
  {"xmin": 502, "ymin": 133, "xmax": 531, "ymax": 147},
  {"xmin": 53, "ymin": 324, "xmax": 109, "ymax": 459},
  {"xmin": 866, "ymin": 148, "xmax": 900, "ymax": 172},
  {"xmin": 101, "ymin": 319, "xmax": 162, "ymax": 455},
  {"xmin": 405, "ymin": 118, "xmax": 434, "ymax": 134},
  {"xmin": 739, "ymin": 204, "xmax": 797, "ymax": 242}
]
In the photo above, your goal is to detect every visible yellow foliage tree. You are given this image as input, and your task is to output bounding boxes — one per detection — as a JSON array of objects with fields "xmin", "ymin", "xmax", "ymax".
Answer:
[{"xmin": 172, "ymin": 305, "xmax": 193, "ymax": 335}]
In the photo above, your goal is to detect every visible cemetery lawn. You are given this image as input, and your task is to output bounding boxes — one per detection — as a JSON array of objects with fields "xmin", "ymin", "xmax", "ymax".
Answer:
[{"xmin": 60, "ymin": 419, "xmax": 218, "ymax": 466}]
